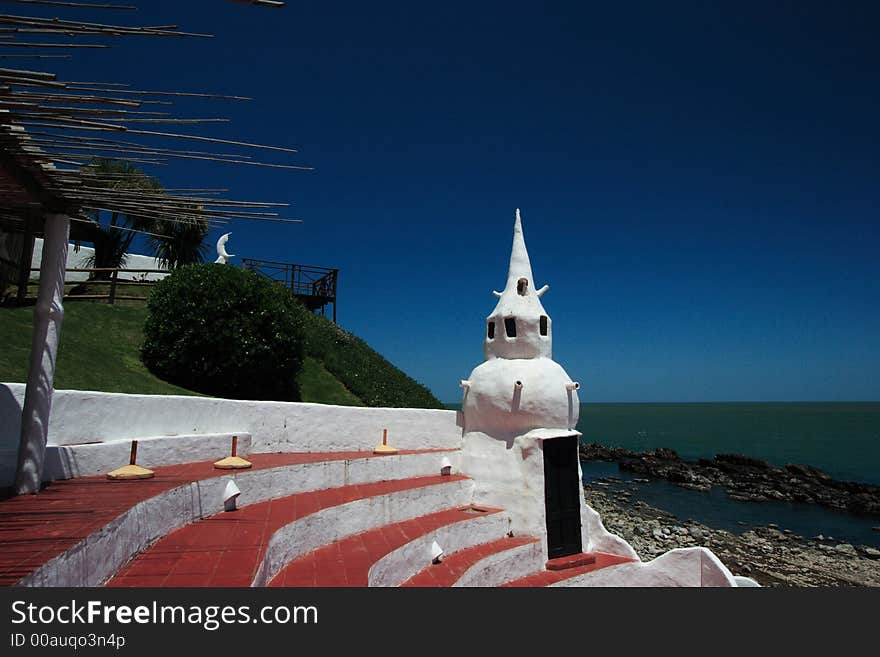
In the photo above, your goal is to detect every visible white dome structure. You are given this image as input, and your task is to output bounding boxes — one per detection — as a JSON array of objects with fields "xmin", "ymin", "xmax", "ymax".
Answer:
[{"xmin": 459, "ymin": 210, "xmax": 636, "ymax": 563}]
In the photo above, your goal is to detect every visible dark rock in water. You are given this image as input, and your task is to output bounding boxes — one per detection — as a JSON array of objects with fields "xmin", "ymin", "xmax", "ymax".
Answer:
[
  {"xmin": 848, "ymin": 494, "xmax": 880, "ymax": 516},
  {"xmin": 786, "ymin": 463, "xmax": 831, "ymax": 481},
  {"xmin": 650, "ymin": 447, "xmax": 679, "ymax": 460},
  {"xmin": 578, "ymin": 443, "xmax": 637, "ymax": 461},
  {"xmin": 578, "ymin": 441, "xmax": 880, "ymax": 519},
  {"xmin": 677, "ymin": 482, "xmax": 712, "ymax": 492},
  {"xmin": 716, "ymin": 453, "xmax": 771, "ymax": 469}
]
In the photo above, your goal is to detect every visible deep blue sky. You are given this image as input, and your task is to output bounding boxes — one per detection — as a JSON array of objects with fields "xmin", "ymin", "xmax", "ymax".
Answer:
[{"xmin": 33, "ymin": 1, "xmax": 880, "ymax": 402}]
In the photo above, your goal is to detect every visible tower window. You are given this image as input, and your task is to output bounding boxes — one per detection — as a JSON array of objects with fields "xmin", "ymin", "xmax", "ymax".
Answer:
[
  {"xmin": 517, "ymin": 278, "xmax": 528, "ymax": 296},
  {"xmin": 504, "ymin": 317, "xmax": 517, "ymax": 338},
  {"xmin": 540, "ymin": 315, "xmax": 548, "ymax": 336},
  {"xmin": 487, "ymin": 321, "xmax": 495, "ymax": 340}
]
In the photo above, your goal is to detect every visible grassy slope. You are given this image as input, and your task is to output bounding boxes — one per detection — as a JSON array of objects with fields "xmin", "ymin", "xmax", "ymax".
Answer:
[
  {"xmin": 0, "ymin": 301, "xmax": 434, "ymax": 408},
  {"xmin": 0, "ymin": 303, "xmax": 195, "ymax": 395},
  {"xmin": 301, "ymin": 311, "xmax": 443, "ymax": 409},
  {"xmin": 298, "ymin": 356, "xmax": 363, "ymax": 406}
]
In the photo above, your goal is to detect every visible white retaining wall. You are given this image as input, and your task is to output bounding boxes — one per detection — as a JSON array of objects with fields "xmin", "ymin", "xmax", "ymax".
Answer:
[
  {"xmin": 0, "ymin": 383, "xmax": 463, "ymax": 488},
  {"xmin": 43, "ymin": 432, "xmax": 253, "ymax": 480}
]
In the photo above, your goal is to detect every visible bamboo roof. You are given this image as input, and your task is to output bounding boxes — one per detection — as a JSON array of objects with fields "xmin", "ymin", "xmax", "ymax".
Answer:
[{"xmin": 0, "ymin": 0, "xmax": 302, "ymax": 238}]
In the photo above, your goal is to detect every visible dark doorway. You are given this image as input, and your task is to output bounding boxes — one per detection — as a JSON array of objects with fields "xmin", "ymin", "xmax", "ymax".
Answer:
[{"xmin": 543, "ymin": 435, "xmax": 583, "ymax": 559}]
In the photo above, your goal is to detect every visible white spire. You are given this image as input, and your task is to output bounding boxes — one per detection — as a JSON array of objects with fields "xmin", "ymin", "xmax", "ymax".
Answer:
[
  {"xmin": 504, "ymin": 208, "xmax": 535, "ymax": 294},
  {"xmin": 484, "ymin": 209, "xmax": 552, "ymax": 360}
]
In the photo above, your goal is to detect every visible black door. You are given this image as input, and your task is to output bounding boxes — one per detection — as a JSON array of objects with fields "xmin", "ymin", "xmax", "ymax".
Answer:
[{"xmin": 543, "ymin": 435, "xmax": 583, "ymax": 559}]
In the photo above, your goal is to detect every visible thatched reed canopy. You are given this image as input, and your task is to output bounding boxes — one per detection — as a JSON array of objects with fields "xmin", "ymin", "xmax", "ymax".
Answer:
[{"xmin": 0, "ymin": 0, "xmax": 299, "ymax": 241}]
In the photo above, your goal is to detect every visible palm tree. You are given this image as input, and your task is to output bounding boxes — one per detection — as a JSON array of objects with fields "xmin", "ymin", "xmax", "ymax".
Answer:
[
  {"xmin": 149, "ymin": 212, "xmax": 209, "ymax": 269},
  {"xmin": 80, "ymin": 158, "xmax": 162, "ymax": 279}
]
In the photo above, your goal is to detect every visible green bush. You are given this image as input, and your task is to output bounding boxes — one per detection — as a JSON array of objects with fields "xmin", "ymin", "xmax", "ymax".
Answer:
[
  {"xmin": 141, "ymin": 264, "xmax": 307, "ymax": 400},
  {"xmin": 300, "ymin": 311, "xmax": 444, "ymax": 409}
]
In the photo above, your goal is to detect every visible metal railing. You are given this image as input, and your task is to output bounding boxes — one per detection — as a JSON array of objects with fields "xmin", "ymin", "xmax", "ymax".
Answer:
[{"xmin": 241, "ymin": 257, "xmax": 338, "ymax": 321}]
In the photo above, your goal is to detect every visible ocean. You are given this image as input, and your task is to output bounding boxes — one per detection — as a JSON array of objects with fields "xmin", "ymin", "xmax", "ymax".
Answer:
[
  {"xmin": 576, "ymin": 402, "xmax": 880, "ymax": 485},
  {"xmin": 575, "ymin": 402, "xmax": 880, "ymax": 547}
]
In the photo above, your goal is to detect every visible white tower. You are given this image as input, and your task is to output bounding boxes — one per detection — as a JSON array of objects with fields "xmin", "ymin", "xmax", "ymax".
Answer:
[
  {"xmin": 461, "ymin": 208, "xmax": 579, "ymax": 437},
  {"xmin": 459, "ymin": 210, "xmax": 636, "ymax": 563}
]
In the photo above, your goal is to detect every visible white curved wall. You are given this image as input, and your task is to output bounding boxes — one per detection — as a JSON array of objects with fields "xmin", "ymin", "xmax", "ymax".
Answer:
[
  {"xmin": 0, "ymin": 383, "xmax": 463, "ymax": 488},
  {"xmin": 551, "ymin": 548, "xmax": 738, "ymax": 587}
]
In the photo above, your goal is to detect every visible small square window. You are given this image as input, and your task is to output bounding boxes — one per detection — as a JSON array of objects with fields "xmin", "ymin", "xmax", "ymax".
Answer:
[{"xmin": 504, "ymin": 317, "xmax": 517, "ymax": 338}]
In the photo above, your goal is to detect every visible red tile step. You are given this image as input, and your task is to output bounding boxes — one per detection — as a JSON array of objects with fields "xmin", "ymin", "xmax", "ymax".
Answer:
[
  {"xmin": 501, "ymin": 552, "xmax": 637, "ymax": 586},
  {"xmin": 0, "ymin": 448, "xmax": 454, "ymax": 587},
  {"xmin": 268, "ymin": 506, "xmax": 504, "ymax": 587},
  {"xmin": 401, "ymin": 536, "xmax": 540, "ymax": 587},
  {"xmin": 107, "ymin": 473, "xmax": 469, "ymax": 588}
]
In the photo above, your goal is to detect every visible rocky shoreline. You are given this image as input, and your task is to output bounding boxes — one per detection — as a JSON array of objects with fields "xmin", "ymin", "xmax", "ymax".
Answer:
[
  {"xmin": 580, "ymin": 443, "xmax": 880, "ymax": 517},
  {"xmin": 584, "ymin": 481, "xmax": 880, "ymax": 587},
  {"xmin": 579, "ymin": 441, "xmax": 880, "ymax": 587}
]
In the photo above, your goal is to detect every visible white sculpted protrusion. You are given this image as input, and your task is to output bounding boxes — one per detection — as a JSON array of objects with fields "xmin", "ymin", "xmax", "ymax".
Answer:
[{"xmin": 214, "ymin": 232, "xmax": 235, "ymax": 264}]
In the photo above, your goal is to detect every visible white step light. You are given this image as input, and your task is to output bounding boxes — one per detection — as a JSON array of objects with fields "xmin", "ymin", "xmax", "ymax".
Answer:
[
  {"xmin": 223, "ymin": 479, "xmax": 241, "ymax": 512},
  {"xmin": 430, "ymin": 540, "xmax": 444, "ymax": 564},
  {"xmin": 440, "ymin": 457, "xmax": 453, "ymax": 476}
]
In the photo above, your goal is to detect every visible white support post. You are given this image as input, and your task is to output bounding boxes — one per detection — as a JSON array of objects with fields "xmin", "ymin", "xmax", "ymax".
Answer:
[{"xmin": 14, "ymin": 214, "xmax": 70, "ymax": 494}]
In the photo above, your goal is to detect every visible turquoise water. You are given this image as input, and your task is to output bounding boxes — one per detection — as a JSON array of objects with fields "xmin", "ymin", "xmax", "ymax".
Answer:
[{"xmin": 576, "ymin": 402, "xmax": 880, "ymax": 485}]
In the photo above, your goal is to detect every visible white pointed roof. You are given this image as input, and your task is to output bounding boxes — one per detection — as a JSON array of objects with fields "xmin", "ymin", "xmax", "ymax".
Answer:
[
  {"xmin": 484, "ymin": 210, "xmax": 552, "ymax": 360},
  {"xmin": 502, "ymin": 209, "xmax": 535, "ymax": 294}
]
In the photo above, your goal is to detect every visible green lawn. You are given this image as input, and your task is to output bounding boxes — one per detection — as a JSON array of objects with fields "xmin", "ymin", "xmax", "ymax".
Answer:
[
  {"xmin": 0, "ymin": 302, "xmax": 366, "ymax": 405},
  {"xmin": 0, "ymin": 302, "xmax": 196, "ymax": 395}
]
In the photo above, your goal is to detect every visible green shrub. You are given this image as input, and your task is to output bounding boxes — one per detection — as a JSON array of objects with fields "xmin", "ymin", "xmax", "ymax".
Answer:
[
  {"xmin": 141, "ymin": 264, "xmax": 307, "ymax": 400},
  {"xmin": 300, "ymin": 311, "xmax": 444, "ymax": 409}
]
